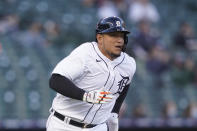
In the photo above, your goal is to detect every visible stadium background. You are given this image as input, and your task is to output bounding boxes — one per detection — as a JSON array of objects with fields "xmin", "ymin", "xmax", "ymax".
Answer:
[{"xmin": 0, "ymin": 0, "xmax": 197, "ymax": 130}]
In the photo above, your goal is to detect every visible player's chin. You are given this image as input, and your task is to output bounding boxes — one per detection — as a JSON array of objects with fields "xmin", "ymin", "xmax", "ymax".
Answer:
[
  {"xmin": 114, "ymin": 49, "xmax": 122, "ymax": 56},
  {"xmin": 112, "ymin": 52, "xmax": 121, "ymax": 58}
]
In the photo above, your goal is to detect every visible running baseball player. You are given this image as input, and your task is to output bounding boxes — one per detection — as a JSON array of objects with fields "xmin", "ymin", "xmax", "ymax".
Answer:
[{"xmin": 46, "ymin": 16, "xmax": 136, "ymax": 131}]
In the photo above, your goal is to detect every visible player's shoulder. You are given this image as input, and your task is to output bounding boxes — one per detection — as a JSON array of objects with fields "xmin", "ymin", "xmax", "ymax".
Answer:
[
  {"xmin": 70, "ymin": 42, "xmax": 93, "ymax": 55},
  {"xmin": 78, "ymin": 42, "xmax": 93, "ymax": 49},
  {"xmin": 122, "ymin": 53, "xmax": 136, "ymax": 74},
  {"xmin": 123, "ymin": 53, "xmax": 136, "ymax": 67}
]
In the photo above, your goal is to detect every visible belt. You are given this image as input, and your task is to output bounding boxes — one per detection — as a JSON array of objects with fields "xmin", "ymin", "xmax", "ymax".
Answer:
[{"xmin": 53, "ymin": 111, "xmax": 97, "ymax": 128}]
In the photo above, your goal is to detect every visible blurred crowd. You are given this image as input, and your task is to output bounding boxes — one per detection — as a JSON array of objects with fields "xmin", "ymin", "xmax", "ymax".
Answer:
[
  {"xmin": 83, "ymin": 0, "xmax": 160, "ymax": 23},
  {"xmin": 1, "ymin": 0, "xmax": 197, "ymax": 122},
  {"xmin": 120, "ymin": 101, "xmax": 197, "ymax": 120}
]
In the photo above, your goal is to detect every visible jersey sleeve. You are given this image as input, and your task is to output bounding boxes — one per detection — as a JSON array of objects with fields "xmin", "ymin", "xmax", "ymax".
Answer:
[{"xmin": 52, "ymin": 45, "xmax": 87, "ymax": 81}]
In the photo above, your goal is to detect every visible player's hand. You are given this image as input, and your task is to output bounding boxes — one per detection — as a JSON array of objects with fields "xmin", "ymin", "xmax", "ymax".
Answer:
[
  {"xmin": 107, "ymin": 113, "xmax": 119, "ymax": 131},
  {"xmin": 83, "ymin": 90, "xmax": 114, "ymax": 104}
]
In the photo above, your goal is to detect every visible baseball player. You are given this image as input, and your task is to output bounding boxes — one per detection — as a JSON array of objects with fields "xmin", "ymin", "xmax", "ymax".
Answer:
[{"xmin": 46, "ymin": 16, "xmax": 136, "ymax": 131}]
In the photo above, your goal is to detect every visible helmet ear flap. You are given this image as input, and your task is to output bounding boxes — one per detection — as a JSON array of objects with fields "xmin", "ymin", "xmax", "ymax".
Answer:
[{"xmin": 122, "ymin": 35, "xmax": 128, "ymax": 52}]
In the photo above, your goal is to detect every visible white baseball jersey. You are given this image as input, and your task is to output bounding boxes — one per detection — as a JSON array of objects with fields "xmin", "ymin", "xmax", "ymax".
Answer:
[{"xmin": 51, "ymin": 42, "xmax": 136, "ymax": 124}]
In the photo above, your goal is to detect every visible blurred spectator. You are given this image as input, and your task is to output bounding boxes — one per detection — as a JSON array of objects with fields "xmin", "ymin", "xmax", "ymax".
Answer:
[
  {"xmin": 97, "ymin": 0, "xmax": 119, "ymax": 19},
  {"xmin": 82, "ymin": 0, "xmax": 97, "ymax": 7},
  {"xmin": 129, "ymin": 20, "xmax": 160, "ymax": 60},
  {"xmin": 132, "ymin": 103, "xmax": 147, "ymax": 118},
  {"xmin": 43, "ymin": 20, "xmax": 60, "ymax": 46},
  {"xmin": 146, "ymin": 45, "xmax": 171, "ymax": 87},
  {"xmin": 171, "ymin": 53, "xmax": 195, "ymax": 87},
  {"xmin": 128, "ymin": 0, "xmax": 160, "ymax": 23},
  {"xmin": 162, "ymin": 101, "xmax": 178, "ymax": 119},
  {"xmin": 146, "ymin": 45, "xmax": 170, "ymax": 75},
  {"xmin": 113, "ymin": 0, "xmax": 128, "ymax": 19},
  {"xmin": 173, "ymin": 22, "xmax": 197, "ymax": 51},
  {"xmin": 0, "ymin": 14, "xmax": 19, "ymax": 34},
  {"xmin": 14, "ymin": 21, "xmax": 48, "ymax": 48},
  {"xmin": 183, "ymin": 102, "xmax": 197, "ymax": 119}
]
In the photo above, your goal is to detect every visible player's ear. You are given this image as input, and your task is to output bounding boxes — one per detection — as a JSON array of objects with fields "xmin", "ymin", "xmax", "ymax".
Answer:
[{"xmin": 96, "ymin": 34, "xmax": 103, "ymax": 43}]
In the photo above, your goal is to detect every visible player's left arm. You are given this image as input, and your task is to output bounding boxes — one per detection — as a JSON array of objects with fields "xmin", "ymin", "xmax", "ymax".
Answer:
[
  {"xmin": 107, "ymin": 84, "xmax": 130, "ymax": 131},
  {"xmin": 112, "ymin": 84, "xmax": 130, "ymax": 114}
]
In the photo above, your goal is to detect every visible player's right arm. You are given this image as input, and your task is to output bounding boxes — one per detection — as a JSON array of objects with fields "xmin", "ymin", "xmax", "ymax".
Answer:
[
  {"xmin": 49, "ymin": 74, "xmax": 114, "ymax": 104},
  {"xmin": 49, "ymin": 73, "xmax": 85, "ymax": 100}
]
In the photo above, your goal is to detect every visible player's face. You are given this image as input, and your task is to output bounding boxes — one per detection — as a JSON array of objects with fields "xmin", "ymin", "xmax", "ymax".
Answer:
[{"xmin": 97, "ymin": 32, "xmax": 124, "ymax": 60}]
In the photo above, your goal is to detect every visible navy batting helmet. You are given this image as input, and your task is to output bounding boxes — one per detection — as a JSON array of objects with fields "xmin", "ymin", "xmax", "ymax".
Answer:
[{"xmin": 96, "ymin": 16, "xmax": 130, "ymax": 51}]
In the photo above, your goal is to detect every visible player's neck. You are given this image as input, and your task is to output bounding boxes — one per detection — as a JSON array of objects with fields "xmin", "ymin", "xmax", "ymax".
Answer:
[{"xmin": 98, "ymin": 45, "xmax": 119, "ymax": 61}]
